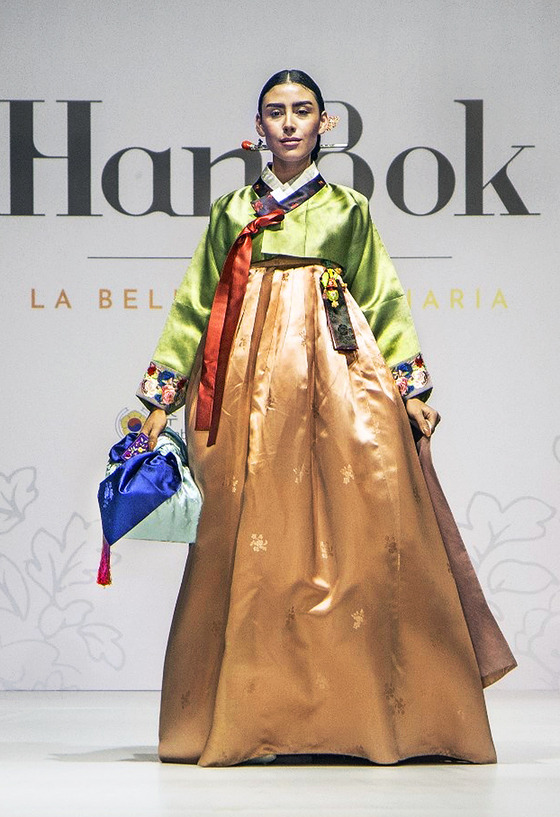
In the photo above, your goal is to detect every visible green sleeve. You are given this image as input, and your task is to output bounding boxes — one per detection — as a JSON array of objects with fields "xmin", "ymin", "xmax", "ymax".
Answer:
[
  {"xmin": 344, "ymin": 196, "xmax": 432, "ymax": 400},
  {"xmin": 136, "ymin": 202, "xmax": 229, "ymax": 413}
]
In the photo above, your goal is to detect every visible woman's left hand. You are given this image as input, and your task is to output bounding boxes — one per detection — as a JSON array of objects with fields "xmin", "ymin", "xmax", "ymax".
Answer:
[{"xmin": 405, "ymin": 397, "xmax": 440, "ymax": 438}]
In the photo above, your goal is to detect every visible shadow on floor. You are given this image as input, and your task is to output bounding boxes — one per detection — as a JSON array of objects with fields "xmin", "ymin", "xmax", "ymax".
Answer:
[{"xmin": 241, "ymin": 753, "xmax": 470, "ymax": 767}]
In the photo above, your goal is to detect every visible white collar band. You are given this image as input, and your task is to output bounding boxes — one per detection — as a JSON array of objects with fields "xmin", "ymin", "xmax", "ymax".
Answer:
[{"xmin": 261, "ymin": 162, "xmax": 319, "ymax": 203}]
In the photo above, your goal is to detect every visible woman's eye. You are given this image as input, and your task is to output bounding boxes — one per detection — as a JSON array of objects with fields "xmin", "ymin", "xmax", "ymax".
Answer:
[
  {"xmin": 297, "ymin": 109, "xmax": 310, "ymax": 116},
  {"xmin": 269, "ymin": 110, "xmax": 282, "ymax": 118}
]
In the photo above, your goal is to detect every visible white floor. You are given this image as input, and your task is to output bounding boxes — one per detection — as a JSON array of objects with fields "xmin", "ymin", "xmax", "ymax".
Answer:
[{"xmin": 0, "ymin": 690, "xmax": 558, "ymax": 817}]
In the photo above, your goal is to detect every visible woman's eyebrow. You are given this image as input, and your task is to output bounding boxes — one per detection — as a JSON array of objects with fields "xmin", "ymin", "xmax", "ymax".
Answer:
[{"xmin": 264, "ymin": 100, "xmax": 315, "ymax": 109}]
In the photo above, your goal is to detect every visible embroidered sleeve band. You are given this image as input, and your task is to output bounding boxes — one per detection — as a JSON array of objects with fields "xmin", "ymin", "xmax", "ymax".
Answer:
[
  {"xmin": 391, "ymin": 353, "xmax": 432, "ymax": 400},
  {"xmin": 137, "ymin": 361, "xmax": 188, "ymax": 414}
]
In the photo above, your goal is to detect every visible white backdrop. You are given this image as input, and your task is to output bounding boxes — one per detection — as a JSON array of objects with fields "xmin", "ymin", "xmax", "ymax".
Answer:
[{"xmin": 1, "ymin": 0, "xmax": 558, "ymax": 690}]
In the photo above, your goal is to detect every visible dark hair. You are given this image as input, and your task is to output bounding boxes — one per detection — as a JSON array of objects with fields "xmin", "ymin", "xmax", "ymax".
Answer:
[{"xmin": 258, "ymin": 69, "xmax": 325, "ymax": 162}]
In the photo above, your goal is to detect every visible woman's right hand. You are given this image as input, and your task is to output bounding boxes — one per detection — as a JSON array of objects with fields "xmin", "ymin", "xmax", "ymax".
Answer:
[{"xmin": 140, "ymin": 408, "xmax": 167, "ymax": 450}]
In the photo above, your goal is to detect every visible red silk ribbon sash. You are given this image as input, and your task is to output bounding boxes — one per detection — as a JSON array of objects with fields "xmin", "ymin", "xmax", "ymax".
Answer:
[{"xmin": 196, "ymin": 208, "xmax": 285, "ymax": 446}]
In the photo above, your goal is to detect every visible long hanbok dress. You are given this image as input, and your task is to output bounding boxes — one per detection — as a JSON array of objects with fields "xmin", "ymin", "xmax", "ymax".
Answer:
[{"xmin": 137, "ymin": 163, "xmax": 516, "ymax": 767}]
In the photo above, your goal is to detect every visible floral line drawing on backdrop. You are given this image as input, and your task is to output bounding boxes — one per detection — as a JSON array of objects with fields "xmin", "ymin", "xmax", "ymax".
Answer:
[
  {"xmin": 0, "ymin": 466, "xmax": 125, "ymax": 689},
  {"xmin": 458, "ymin": 434, "xmax": 559, "ymax": 690}
]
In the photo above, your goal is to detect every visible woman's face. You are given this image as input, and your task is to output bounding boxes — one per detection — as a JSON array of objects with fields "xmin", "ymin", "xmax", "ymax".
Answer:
[{"xmin": 256, "ymin": 82, "xmax": 328, "ymax": 169}]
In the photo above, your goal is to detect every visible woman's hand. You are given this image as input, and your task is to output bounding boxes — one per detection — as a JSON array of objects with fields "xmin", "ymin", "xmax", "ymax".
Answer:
[
  {"xmin": 140, "ymin": 408, "xmax": 167, "ymax": 450},
  {"xmin": 405, "ymin": 397, "xmax": 440, "ymax": 438}
]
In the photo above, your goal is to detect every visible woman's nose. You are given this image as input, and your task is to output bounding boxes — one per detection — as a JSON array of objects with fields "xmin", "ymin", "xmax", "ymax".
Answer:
[{"xmin": 283, "ymin": 113, "xmax": 295, "ymax": 132}]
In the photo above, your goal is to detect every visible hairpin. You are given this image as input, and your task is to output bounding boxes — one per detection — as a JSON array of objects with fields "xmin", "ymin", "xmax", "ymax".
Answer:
[{"xmin": 241, "ymin": 139, "xmax": 347, "ymax": 152}]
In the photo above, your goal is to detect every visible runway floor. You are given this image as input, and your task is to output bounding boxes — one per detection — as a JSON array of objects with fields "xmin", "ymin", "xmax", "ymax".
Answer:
[{"xmin": 0, "ymin": 689, "xmax": 558, "ymax": 817}]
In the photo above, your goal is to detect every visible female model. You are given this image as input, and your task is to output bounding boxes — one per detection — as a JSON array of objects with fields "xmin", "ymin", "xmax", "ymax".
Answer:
[{"xmin": 136, "ymin": 70, "xmax": 515, "ymax": 766}]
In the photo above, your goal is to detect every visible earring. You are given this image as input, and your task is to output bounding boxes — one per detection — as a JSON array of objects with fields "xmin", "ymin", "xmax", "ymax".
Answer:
[{"xmin": 324, "ymin": 115, "xmax": 340, "ymax": 132}]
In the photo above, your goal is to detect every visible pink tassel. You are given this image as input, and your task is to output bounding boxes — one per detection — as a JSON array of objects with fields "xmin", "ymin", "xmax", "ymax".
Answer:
[{"xmin": 97, "ymin": 536, "xmax": 112, "ymax": 586}]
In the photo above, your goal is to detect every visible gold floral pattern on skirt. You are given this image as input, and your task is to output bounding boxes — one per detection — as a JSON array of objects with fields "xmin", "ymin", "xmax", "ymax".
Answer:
[
  {"xmin": 250, "ymin": 534, "xmax": 267, "ymax": 553},
  {"xmin": 351, "ymin": 609, "xmax": 365, "ymax": 629}
]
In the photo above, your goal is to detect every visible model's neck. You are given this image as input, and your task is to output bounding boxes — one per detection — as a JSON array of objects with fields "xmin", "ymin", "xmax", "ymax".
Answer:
[{"xmin": 271, "ymin": 157, "xmax": 311, "ymax": 184}]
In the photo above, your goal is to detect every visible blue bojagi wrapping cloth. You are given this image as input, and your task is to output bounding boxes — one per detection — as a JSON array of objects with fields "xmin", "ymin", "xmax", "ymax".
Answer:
[
  {"xmin": 99, "ymin": 433, "xmax": 182, "ymax": 543},
  {"xmin": 97, "ymin": 432, "xmax": 183, "ymax": 585}
]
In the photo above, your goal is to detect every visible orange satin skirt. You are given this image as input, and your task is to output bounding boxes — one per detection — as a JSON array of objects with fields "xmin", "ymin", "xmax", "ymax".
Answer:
[{"xmin": 158, "ymin": 261, "xmax": 498, "ymax": 766}]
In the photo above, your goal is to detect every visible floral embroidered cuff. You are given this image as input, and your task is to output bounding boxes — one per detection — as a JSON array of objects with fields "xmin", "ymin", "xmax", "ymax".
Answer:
[
  {"xmin": 391, "ymin": 353, "xmax": 433, "ymax": 401},
  {"xmin": 136, "ymin": 361, "xmax": 188, "ymax": 414}
]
